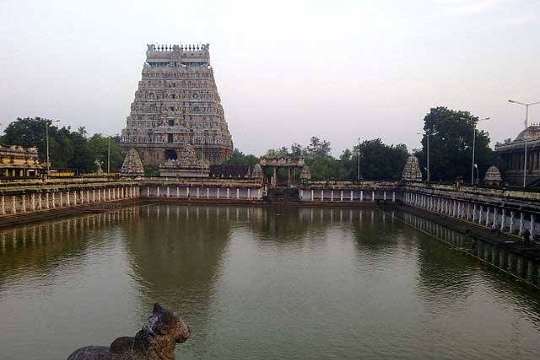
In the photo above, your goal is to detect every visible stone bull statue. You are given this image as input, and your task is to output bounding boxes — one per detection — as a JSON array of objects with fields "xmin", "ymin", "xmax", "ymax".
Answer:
[{"xmin": 67, "ymin": 303, "xmax": 190, "ymax": 360}]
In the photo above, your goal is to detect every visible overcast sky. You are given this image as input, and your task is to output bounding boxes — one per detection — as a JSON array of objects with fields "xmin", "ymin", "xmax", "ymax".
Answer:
[{"xmin": 0, "ymin": 0, "xmax": 539, "ymax": 155}]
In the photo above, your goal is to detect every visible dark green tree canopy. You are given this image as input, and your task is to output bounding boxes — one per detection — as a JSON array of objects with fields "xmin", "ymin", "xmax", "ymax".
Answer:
[
  {"xmin": 416, "ymin": 107, "xmax": 493, "ymax": 182},
  {"xmin": 222, "ymin": 148, "xmax": 258, "ymax": 167},
  {"xmin": 264, "ymin": 136, "xmax": 408, "ymax": 181},
  {"xmin": 351, "ymin": 139, "xmax": 409, "ymax": 180},
  {"xmin": 1, "ymin": 117, "xmax": 123, "ymax": 174}
]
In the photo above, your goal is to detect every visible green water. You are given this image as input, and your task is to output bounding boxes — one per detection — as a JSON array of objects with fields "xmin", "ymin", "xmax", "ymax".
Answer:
[{"xmin": 0, "ymin": 205, "xmax": 539, "ymax": 359}]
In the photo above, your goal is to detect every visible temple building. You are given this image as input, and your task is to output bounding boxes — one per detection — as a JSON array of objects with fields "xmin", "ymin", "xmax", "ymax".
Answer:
[
  {"xmin": 0, "ymin": 145, "xmax": 43, "ymax": 178},
  {"xmin": 121, "ymin": 44, "xmax": 233, "ymax": 170},
  {"xmin": 495, "ymin": 124, "xmax": 540, "ymax": 186}
]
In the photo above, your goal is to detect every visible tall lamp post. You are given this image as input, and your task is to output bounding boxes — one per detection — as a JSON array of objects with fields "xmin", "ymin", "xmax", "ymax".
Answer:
[
  {"xmin": 418, "ymin": 130, "xmax": 432, "ymax": 182},
  {"xmin": 45, "ymin": 119, "xmax": 60, "ymax": 175},
  {"xmin": 471, "ymin": 117, "xmax": 490, "ymax": 185},
  {"xmin": 107, "ymin": 136, "xmax": 111, "ymax": 174},
  {"xmin": 355, "ymin": 146, "xmax": 362, "ymax": 181},
  {"xmin": 508, "ymin": 99, "xmax": 540, "ymax": 187}
]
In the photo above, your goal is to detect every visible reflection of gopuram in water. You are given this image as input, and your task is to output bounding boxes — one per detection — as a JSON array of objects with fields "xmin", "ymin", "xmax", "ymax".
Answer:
[{"xmin": 120, "ymin": 205, "xmax": 233, "ymax": 331}]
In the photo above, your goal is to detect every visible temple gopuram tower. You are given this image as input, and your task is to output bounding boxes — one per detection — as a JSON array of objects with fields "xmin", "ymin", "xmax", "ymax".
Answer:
[{"xmin": 121, "ymin": 44, "xmax": 233, "ymax": 167}]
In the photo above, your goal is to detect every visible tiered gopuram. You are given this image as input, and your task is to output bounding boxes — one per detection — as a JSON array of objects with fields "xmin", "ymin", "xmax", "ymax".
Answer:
[{"xmin": 121, "ymin": 44, "xmax": 233, "ymax": 169}]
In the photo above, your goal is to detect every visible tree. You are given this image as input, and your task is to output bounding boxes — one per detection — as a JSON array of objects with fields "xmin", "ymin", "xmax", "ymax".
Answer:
[
  {"xmin": 1, "ymin": 117, "xmax": 49, "ymax": 159},
  {"xmin": 1, "ymin": 117, "xmax": 124, "ymax": 174},
  {"xmin": 305, "ymin": 136, "xmax": 331, "ymax": 158},
  {"xmin": 222, "ymin": 148, "xmax": 258, "ymax": 167},
  {"xmin": 303, "ymin": 137, "xmax": 340, "ymax": 180},
  {"xmin": 346, "ymin": 139, "xmax": 408, "ymax": 180},
  {"xmin": 87, "ymin": 134, "xmax": 124, "ymax": 172},
  {"xmin": 416, "ymin": 107, "xmax": 493, "ymax": 182}
]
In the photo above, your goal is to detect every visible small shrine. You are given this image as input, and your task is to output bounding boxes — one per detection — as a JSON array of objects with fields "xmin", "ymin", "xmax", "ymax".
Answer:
[
  {"xmin": 483, "ymin": 165, "xmax": 503, "ymax": 187},
  {"xmin": 401, "ymin": 155, "xmax": 423, "ymax": 182},
  {"xmin": 259, "ymin": 156, "xmax": 305, "ymax": 187},
  {"xmin": 120, "ymin": 148, "xmax": 144, "ymax": 177}
]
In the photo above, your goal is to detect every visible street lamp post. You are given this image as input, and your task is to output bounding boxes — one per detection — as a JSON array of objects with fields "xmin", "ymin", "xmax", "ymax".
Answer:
[
  {"xmin": 107, "ymin": 136, "xmax": 111, "ymax": 174},
  {"xmin": 471, "ymin": 117, "xmax": 490, "ymax": 185},
  {"xmin": 418, "ymin": 130, "xmax": 432, "ymax": 182},
  {"xmin": 355, "ymin": 146, "xmax": 361, "ymax": 181},
  {"xmin": 45, "ymin": 119, "xmax": 60, "ymax": 175},
  {"xmin": 508, "ymin": 99, "xmax": 540, "ymax": 188},
  {"xmin": 427, "ymin": 131, "xmax": 430, "ymax": 182}
]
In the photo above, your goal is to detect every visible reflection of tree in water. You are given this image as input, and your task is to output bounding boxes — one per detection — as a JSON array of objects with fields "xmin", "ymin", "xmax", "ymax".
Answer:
[
  {"xmin": 247, "ymin": 207, "xmax": 312, "ymax": 244},
  {"xmin": 415, "ymin": 233, "xmax": 474, "ymax": 303},
  {"xmin": 350, "ymin": 210, "xmax": 416, "ymax": 255},
  {"xmin": 416, "ymin": 222, "xmax": 540, "ymax": 316},
  {"xmin": 0, "ymin": 210, "xmax": 135, "ymax": 288},
  {"xmin": 121, "ymin": 205, "xmax": 232, "ymax": 336},
  {"xmin": 247, "ymin": 207, "xmax": 371, "ymax": 248}
]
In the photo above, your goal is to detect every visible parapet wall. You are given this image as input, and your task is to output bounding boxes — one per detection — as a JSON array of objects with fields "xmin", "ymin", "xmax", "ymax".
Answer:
[
  {"xmin": 3, "ymin": 177, "xmax": 540, "ymax": 231},
  {"xmin": 0, "ymin": 179, "xmax": 140, "ymax": 221}
]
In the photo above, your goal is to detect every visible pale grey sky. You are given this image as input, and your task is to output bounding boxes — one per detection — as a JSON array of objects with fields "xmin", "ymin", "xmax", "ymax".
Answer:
[{"xmin": 0, "ymin": 0, "xmax": 539, "ymax": 155}]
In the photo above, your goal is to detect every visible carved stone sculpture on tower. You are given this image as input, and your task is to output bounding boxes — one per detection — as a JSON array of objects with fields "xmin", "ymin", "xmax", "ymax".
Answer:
[
  {"xmin": 401, "ymin": 155, "xmax": 423, "ymax": 182},
  {"xmin": 120, "ymin": 43, "xmax": 233, "ymax": 170},
  {"xmin": 158, "ymin": 144, "xmax": 209, "ymax": 177}
]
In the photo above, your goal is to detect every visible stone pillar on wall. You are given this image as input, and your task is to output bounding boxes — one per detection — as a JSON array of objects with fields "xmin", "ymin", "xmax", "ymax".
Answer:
[
  {"xmin": 519, "ymin": 212, "xmax": 524, "ymax": 236},
  {"xmin": 530, "ymin": 214, "xmax": 535, "ymax": 238},
  {"xmin": 510, "ymin": 211, "xmax": 515, "ymax": 233},
  {"xmin": 479, "ymin": 206, "xmax": 483, "ymax": 224}
]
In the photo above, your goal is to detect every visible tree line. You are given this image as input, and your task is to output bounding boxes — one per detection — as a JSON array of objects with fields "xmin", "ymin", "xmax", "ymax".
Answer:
[
  {"xmin": 225, "ymin": 106, "xmax": 495, "ymax": 182},
  {"xmin": 0, "ymin": 117, "xmax": 123, "ymax": 174},
  {"xmin": 2, "ymin": 107, "xmax": 495, "ymax": 181}
]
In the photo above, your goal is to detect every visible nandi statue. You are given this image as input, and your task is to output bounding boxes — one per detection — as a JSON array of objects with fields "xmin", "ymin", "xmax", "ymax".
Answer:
[{"xmin": 67, "ymin": 303, "xmax": 191, "ymax": 360}]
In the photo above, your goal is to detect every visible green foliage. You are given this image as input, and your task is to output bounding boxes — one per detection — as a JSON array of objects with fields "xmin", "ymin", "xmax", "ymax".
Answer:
[
  {"xmin": 87, "ymin": 134, "xmax": 124, "ymax": 172},
  {"xmin": 415, "ymin": 107, "xmax": 493, "ymax": 182},
  {"xmin": 350, "ymin": 139, "xmax": 409, "ymax": 180},
  {"xmin": 222, "ymin": 148, "xmax": 259, "ymax": 167},
  {"xmin": 1, "ymin": 117, "xmax": 123, "ymax": 174},
  {"xmin": 264, "ymin": 136, "xmax": 407, "ymax": 181}
]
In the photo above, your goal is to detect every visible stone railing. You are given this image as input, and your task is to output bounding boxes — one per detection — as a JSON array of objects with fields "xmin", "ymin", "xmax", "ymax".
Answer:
[
  {"xmin": 0, "ymin": 179, "xmax": 140, "ymax": 217},
  {"xmin": 401, "ymin": 182, "xmax": 540, "ymax": 238}
]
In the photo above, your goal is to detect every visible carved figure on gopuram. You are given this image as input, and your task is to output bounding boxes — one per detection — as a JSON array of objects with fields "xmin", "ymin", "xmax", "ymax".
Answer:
[{"xmin": 120, "ymin": 44, "xmax": 234, "ymax": 168}]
